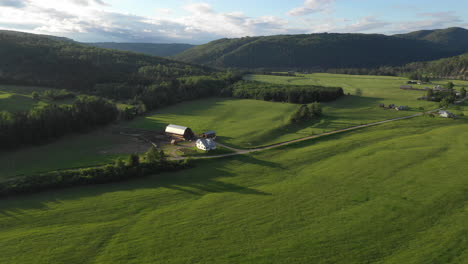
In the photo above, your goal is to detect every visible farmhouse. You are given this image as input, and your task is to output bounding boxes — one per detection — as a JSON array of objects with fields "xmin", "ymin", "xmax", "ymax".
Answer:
[
  {"xmin": 196, "ymin": 138, "xmax": 216, "ymax": 151},
  {"xmin": 201, "ymin": 131, "xmax": 216, "ymax": 138},
  {"xmin": 165, "ymin": 124, "xmax": 195, "ymax": 140},
  {"xmin": 439, "ymin": 110, "xmax": 454, "ymax": 118}
]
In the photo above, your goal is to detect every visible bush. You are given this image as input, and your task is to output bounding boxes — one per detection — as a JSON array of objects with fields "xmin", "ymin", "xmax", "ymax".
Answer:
[{"xmin": 290, "ymin": 103, "xmax": 322, "ymax": 123}]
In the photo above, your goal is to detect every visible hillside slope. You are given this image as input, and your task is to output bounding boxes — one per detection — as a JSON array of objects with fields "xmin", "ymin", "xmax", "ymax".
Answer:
[
  {"xmin": 0, "ymin": 30, "xmax": 211, "ymax": 91},
  {"xmin": 86, "ymin": 42, "xmax": 195, "ymax": 57},
  {"xmin": 402, "ymin": 52, "xmax": 468, "ymax": 79},
  {"xmin": 173, "ymin": 30, "xmax": 466, "ymax": 69},
  {"xmin": 395, "ymin": 27, "xmax": 468, "ymax": 52}
]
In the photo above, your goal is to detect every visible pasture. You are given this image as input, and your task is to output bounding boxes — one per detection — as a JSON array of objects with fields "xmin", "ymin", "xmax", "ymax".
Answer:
[
  {"xmin": 0, "ymin": 116, "xmax": 467, "ymax": 263},
  {"xmin": 127, "ymin": 74, "xmax": 444, "ymax": 148},
  {"xmin": 127, "ymin": 98, "xmax": 300, "ymax": 148},
  {"xmin": 0, "ymin": 129, "xmax": 149, "ymax": 179},
  {"xmin": 0, "ymin": 84, "xmax": 74, "ymax": 112}
]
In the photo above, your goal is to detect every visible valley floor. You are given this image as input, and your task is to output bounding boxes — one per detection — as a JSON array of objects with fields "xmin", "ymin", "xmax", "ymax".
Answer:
[{"xmin": 0, "ymin": 116, "xmax": 467, "ymax": 264}]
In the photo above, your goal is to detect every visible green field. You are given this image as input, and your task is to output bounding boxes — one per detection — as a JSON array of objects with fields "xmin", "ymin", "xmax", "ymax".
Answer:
[
  {"xmin": 0, "ymin": 129, "xmax": 144, "ymax": 179},
  {"xmin": 127, "ymin": 74, "xmax": 448, "ymax": 148},
  {"xmin": 1, "ymin": 116, "xmax": 467, "ymax": 264},
  {"xmin": 0, "ymin": 85, "xmax": 75, "ymax": 112}
]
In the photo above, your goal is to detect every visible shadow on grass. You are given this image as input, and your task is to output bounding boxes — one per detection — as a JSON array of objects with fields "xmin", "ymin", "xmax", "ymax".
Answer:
[{"xmin": 0, "ymin": 154, "xmax": 274, "ymax": 214}]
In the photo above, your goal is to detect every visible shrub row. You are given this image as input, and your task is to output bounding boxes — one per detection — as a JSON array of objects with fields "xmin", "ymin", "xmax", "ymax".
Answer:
[{"xmin": 0, "ymin": 149, "xmax": 192, "ymax": 197}]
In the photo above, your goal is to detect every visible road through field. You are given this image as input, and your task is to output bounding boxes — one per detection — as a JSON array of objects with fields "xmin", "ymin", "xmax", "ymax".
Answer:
[{"xmin": 173, "ymin": 110, "xmax": 439, "ymax": 160}]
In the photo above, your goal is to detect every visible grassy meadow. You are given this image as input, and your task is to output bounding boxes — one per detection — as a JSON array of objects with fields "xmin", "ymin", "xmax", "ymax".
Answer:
[
  {"xmin": 0, "ymin": 84, "xmax": 76, "ymax": 112},
  {"xmin": 0, "ymin": 85, "xmax": 49, "ymax": 112},
  {"xmin": 0, "ymin": 129, "xmax": 144, "ymax": 179},
  {"xmin": 127, "ymin": 74, "xmax": 449, "ymax": 148},
  {"xmin": 1, "ymin": 116, "xmax": 467, "ymax": 264}
]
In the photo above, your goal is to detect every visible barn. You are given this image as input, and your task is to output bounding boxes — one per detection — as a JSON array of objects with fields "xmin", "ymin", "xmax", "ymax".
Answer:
[{"xmin": 165, "ymin": 124, "xmax": 195, "ymax": 140}]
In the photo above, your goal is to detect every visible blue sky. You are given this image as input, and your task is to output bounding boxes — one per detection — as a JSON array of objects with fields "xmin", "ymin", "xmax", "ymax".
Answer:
[{"xmin": 0, "ymin": 0, "xmax": 466, "ymax": 44}]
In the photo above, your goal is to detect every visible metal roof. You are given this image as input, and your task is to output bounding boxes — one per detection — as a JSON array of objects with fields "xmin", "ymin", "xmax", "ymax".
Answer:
[
  {"xmin": 165, "ymin": 124, "xmax": 189, "ymax": 135},
  {"xmin": 196, "ymin": 138, "xmax": 216, "ymax": 149}
]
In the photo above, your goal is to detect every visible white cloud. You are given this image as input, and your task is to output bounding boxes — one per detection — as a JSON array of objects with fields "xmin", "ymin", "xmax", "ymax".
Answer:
[
  {"xmin": 386, "ymin": 11, "xmax": 463, "ymax": 34},
  {"xmin": 184, "ymin": 3, "xmax": 213, "ymax": 14},
  {"xmin": 69, "ymin": 0, "xmax": 108, "ymax": 6},
  {"xmin": 155, "ymin": 8, "xmax": 172, "ymax": 15},
  {"xmin": 288, "ymin": 0, "xmax": 335, "ymax": 16},
  {"xmin": 0, "ymin": 1, "xmax": 465, "ymax": 44},
  {"xmin": 338, "ymin": 17, "xmax": 390, "ymax": 33}
]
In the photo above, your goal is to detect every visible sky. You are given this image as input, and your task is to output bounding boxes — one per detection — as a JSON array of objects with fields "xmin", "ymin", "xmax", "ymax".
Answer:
[{"xmin": 0, "ymin": 0, "xmax": 467, "ymax": 44}]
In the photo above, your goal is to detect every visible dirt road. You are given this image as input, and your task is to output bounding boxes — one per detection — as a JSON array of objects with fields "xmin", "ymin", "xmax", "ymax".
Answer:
[{"xmin": 172, "ymin": 110, "xmax": 437, "ymax": 160}]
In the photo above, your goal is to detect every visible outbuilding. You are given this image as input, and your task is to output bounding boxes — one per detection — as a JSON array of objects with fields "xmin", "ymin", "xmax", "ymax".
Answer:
[
  {"xmin": 201, "ymin": 131, "xmax": 216, "ymax": 138},
  {"xmin": 165, "ymin": 124, "xmax": 195, "ymax": 140},
  {"xmin": 196, "ymin": 138, "xmax": 216, "ymax": 151},
  {"xmin": 395, "ymin": 106, "xmax": 409, "ymax": 111}
]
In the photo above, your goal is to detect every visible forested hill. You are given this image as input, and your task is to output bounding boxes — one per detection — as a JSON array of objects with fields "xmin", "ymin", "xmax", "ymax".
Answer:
[
  {"xmin": 173, "ymin": 30, "xmax": 467, "ymax": 70},
  {"xmin": 394, "ymin": 27, "xmax": 468, "ymax": 52},
  {"xmin": 86, "ymin": 42, "xmax": 195, "ymax": 57},
  {"xmin": 402, "ymin": 53, "xmax": 468, "ymax": 80},
  {"xmin": 0, "ymin": 30, "xmax": 211, "ymax": 91}
]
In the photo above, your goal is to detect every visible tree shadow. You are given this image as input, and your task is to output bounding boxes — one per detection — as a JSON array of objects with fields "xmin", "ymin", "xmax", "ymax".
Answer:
[{"xmin": 0, "ymin": 154, "xmax": 277, "ymax": 215}]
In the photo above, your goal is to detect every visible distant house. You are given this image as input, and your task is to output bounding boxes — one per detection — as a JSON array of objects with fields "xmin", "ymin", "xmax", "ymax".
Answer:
[
  {"xmin": 439, "ymin": 110, "xmax": 454, "ymax": 118},
  {"xmin": 400, "ymin": 85, "xmax": 413, "ymax": 90},
  {"xmin": 395, "ymin": 106, "xmax": 409, "ymax": 111},
  {"xmin": 201, "ymin": 131, "xmax": 216, "ymax": 139},
  {"xmin": 165, "ymin": 124, "xmax": 195, "ymax": 140},
  {"xmin": 196, "ymin": 138, "xmax": 216, "ymax": 151},
  {"xmin": 433, "ymin": 85, "xmax": 448, "ymax": 92}
]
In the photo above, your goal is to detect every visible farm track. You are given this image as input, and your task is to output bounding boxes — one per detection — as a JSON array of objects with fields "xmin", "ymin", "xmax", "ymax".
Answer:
[{"xmin": 171, "ymin": 110, "xmax": 440, "ymax": 160}]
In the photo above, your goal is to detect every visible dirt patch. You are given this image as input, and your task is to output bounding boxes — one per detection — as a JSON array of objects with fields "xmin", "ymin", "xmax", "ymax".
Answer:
[{"xmin": 99, "ymin": 136, "xmax": 152, "ymax": 155}]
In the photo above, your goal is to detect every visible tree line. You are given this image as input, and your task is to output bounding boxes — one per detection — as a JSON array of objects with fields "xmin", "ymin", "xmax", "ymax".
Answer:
[
  {"xmin": 327, "ymin": 53, "xmax": 468, "ymax": 80},
  {"xmin": 228, "ymin": 81, "xmax": 344, "ymax": 104},
  {"xmin": 0, "ymin": 147, "xmax": 191, "ymax": 197},
  {"xmin": 0, "ymin": 96, "xmax": 118, "ymax": 149},
  {"xmin": 95, "ymin": 72, "xmax": 242, "ymax": 110}
]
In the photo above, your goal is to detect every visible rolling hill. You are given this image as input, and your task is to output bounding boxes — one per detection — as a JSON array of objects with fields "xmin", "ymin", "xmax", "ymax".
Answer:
[
  {"xmin": 395, "ymin": 27, "xmax": 468, "ymax": 52},
  {"xmin": 401, "ymin": 52, "xmax": 468, "ymax": 80},
  {"xmin": 86, "ymin": 42, "xmax": 195, "ymax": 57},
  {"xmin": 173, "ymin": 28, "xmax": 468, "ymax": 70},
  {"xmin": 0, "ymin": 30, "xmax": 211, "ymax": 91}
]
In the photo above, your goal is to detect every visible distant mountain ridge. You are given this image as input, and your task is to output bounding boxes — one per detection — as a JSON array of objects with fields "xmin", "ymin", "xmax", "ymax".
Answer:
[
  {"xmin": 173, "ymin": 27, "xmax": 468, "ymax": 70},
  {"xmin": 86, "ymin": 42, "xmax": 195, "ymax": 57},
  {"xmin": 394, "ymin": 27, "xmax": 468, "ymax": 52}
]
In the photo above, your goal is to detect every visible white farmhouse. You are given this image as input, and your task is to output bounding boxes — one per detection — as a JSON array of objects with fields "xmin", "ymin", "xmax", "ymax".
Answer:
[
  {"xmin": 196, "ymin": 138, "xmax": 216, "ymax": 151},
  {"xmin": 439, "ymin": 110, "xmax": 453, "ymax": 118}
]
